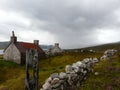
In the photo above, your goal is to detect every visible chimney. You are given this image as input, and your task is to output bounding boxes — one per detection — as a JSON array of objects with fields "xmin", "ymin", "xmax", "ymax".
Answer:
[
  {"xmin": 55, "ymin": 43, "xmax": 59, "ymax": 47},
  {"xmin": 34, "ymin": 40, "xmax": 39, "ymax": 45},
  {"xmin": 10, "ymin": 31, "xmax": 17, "ymax": 43}
]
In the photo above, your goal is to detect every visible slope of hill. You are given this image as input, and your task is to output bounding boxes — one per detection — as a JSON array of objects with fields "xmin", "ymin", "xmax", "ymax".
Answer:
[
  {"xmin": 0, "ymin": 43, "xmax": 120, "ymax": 89},
  {"xmin": 1, "ymin": 41, "xmax": 120, "ymax": 51},
  {"xmin": 82, "ymin": 42, "xmax": 120, "ymax": 51},
  {"xmin": 66, "ymin": 42, "xmax": 120, "ymax": 52}
]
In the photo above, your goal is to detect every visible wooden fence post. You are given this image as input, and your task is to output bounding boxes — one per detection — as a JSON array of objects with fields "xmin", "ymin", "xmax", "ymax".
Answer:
[{"xmin": 25, "ymin": 49, "xmax": 39, "ymax": 90}]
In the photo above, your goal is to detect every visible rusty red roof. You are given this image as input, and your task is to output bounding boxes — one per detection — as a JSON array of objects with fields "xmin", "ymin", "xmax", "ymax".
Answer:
[{"xmin": 15, "ymin": 42, "xmax": 45, "ymax": 54}]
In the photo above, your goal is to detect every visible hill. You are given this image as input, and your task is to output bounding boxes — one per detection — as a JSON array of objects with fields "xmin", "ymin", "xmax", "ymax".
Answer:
[
  {"xmin": 66, "ymin": 42, "xmax": 120, "ymax": 52},
  {"xmin": 1, "ymin": 41, "xmax": 120, "ymax": 51},
  {"xmin": 40, "ymin": 45, "xmax": 53, "ymax": 51},
  {"xmin": 82, "ymin": 42, "xmax": 120, "ymax": 51}
]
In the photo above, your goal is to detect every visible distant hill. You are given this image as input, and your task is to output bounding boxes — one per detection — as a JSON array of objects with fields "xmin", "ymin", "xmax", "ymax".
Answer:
[
  {"xmin": 0, "ymin": 41, "xmax": 53, "ymax": 50},
  {"xmin": 39, "ymin": 45, "xmax": 53, "ymax": 51},
  {"xmin": 82, "ymin": 42, "xmax": 120, "ymax": 51},
  {"xmin": 1, "ymin": 41, "xmax": 120, "ymax": 52},
  {"xmin": 66, "ymin": 42, "xmax": 120, "ymax": 52},
  {"xmin": 0, "ymin": 41, "xmax": 10, "ymax": 49}
]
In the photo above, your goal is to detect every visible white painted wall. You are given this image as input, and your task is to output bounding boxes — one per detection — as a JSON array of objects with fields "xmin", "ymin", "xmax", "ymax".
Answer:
[{"xmin": 3, "ymin": 43, "xmax": 21, "ymax": 64}]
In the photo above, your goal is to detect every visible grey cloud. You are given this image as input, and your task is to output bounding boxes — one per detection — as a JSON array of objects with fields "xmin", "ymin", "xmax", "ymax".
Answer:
[{"xmin": 0, "ymin": 0, "xmax": 120, "ymax": 48}]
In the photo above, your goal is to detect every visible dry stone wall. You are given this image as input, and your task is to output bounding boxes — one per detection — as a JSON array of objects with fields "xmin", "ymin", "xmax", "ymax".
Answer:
[{"xmin": 40, "ymin": 49, "xmax": 117, "ymax": 90}]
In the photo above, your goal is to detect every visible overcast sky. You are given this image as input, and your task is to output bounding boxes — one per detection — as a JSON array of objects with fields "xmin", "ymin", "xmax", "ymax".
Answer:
[{"xmin": 0, "ymin": 0, "xmax": 120, "ymax": 49}]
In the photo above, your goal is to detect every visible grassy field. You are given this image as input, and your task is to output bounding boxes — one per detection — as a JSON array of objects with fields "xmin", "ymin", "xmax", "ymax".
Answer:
[
  {"xmin": 0, "ymin": 51, "xmax": 120, "ymax": 90},
  {"xmin": 0, "ymin": 52, "xmax": 102, "ymax": 90}
]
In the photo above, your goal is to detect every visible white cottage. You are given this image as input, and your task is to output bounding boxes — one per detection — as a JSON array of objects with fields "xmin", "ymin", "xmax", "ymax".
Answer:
[{"xmin": 3, "ymin": 31, "xmax": 45, "ymax": 64}]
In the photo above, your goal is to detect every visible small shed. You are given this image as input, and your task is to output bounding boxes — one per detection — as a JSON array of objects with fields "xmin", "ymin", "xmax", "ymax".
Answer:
[{"xmin": 3, "ymin": 31, "xmax": 45, "ymax": 64}]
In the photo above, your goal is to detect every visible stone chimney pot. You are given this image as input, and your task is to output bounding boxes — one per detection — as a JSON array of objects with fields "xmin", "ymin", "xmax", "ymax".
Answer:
[{"xmin": 34, "ymin": 40, "xmax": 39, "ymax": 45}]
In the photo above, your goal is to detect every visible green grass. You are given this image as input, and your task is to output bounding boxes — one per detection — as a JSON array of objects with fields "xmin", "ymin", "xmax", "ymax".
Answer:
[{"xmin": 0, "ymin": 52, "xmax": 102, "ymax": 90}]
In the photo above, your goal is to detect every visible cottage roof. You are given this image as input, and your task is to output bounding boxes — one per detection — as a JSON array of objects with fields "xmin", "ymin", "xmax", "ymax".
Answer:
[{"xmin": 15, "ymin": 42, "xmax": 45, "ymax": 54}]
